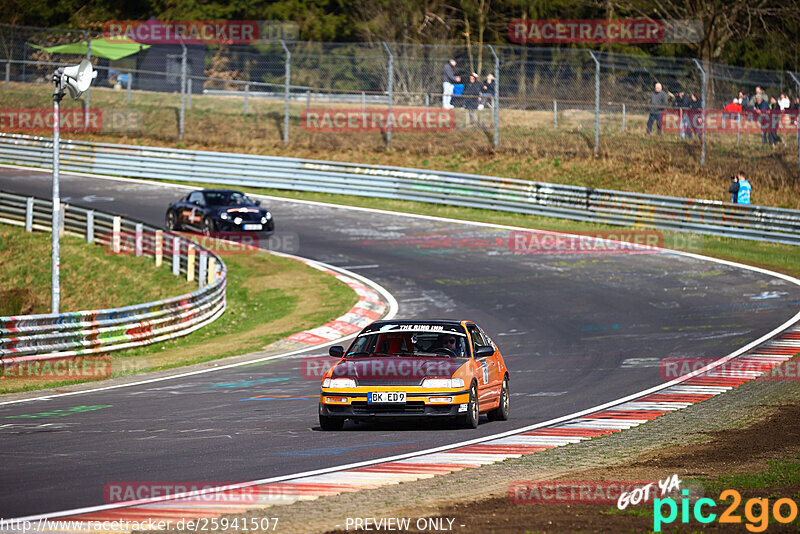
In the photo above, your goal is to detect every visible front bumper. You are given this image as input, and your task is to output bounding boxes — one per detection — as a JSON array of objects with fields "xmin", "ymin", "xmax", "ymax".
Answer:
[{"xmin": 319, "ymin": 389, "xmax": 470, "ymax": 419}]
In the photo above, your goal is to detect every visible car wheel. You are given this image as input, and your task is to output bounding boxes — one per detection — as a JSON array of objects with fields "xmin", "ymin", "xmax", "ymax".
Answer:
[
  {"xmin": 166, "ymin": 210, "xmax": 180, "ymax": 231},
  {"xmin": 487, "ymin": 376, "xmax": 510, "ymax": 421},
  {"xmin": 319, "ymin": 414, "xmax": 344, "ymax": 431},
  {"xmin": 457, "ymin": 383, "xmax": 479, "ymax": 429},
  {"xmin": 202, "ymin": 217, "xmax": 215, "ymax": 237}
]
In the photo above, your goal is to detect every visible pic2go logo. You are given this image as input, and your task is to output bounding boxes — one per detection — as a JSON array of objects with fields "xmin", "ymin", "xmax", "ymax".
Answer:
[{"xmin": 654, "ymin": 489, "xmax": 799, "ymax": 532}]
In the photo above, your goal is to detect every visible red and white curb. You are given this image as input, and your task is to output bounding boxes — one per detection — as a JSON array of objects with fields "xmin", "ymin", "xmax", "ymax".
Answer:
[{"xmin": 8, "ymin": 324, "xmax": 798, "ymax": 532}]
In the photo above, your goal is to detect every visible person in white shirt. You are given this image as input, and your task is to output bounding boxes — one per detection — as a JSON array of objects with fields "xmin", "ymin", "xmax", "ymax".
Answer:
[{"xmin": 778, "ymin": 93, "xmax": 790, "ymax": 111}]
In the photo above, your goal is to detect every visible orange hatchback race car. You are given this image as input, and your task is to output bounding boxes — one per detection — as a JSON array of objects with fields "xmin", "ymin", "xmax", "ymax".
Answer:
[{"xmin": 319, "ymin": 320, "xmax": 509, "ymax": 430}]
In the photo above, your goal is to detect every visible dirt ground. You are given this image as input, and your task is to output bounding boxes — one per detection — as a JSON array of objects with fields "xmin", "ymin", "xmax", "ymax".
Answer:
[{"xmin": 344, "ymin": 401, "xmax": 800, "ymax": 533}]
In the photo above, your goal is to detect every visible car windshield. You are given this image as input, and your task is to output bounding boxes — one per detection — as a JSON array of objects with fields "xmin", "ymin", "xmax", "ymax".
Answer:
[
  {"xmin": 346, "ymin": 331, "xmax": 468, "ymax": 358},
  {"xmin": 204, "ymin": 191, "xmax": 256, "ymax": 207}
]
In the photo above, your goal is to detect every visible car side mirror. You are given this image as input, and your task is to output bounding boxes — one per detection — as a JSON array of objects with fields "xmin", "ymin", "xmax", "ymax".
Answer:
[
  {"xmin": 255, "ymin": 200, "xmax": 262, "ymax": 206},
  {"xmin": 474, "ymin": 345, "xmax": 494, "ymax": 358},
  {"xmin": 329, "ymin": 346, "xmax": 344, "ymax": 358}
]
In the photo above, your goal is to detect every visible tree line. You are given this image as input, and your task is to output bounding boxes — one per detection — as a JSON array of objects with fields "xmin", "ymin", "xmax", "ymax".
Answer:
[{"xmin": 2, "ymin": 0, "xmax": 798, "ymax": 71}]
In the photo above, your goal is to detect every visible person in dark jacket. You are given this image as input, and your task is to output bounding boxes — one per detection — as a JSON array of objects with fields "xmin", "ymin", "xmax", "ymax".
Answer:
[
  {"xmin": 462, "ymin": 72, "xmax": 482, "ymax": 123},
  {"xmin": 687, "ymin": 92, "xmax": 703, "ymax": 140},
  {"xmin": 673, "ymin": 89, "xmax": 690, "ymax": 139},
  {"xmin": 729, "ymin": 176, "xmax": 739, "ymax": 203},
  {"xmin": 442, "ymin": 59, "xmax": 460, "ymax": 110},
  {"xmin": 753, "ymin": 94, "xmax": 770, "ymax": 145},
  {"xmin": 646, "ymin": 82, "xmax": 669, "ymax": 134}
]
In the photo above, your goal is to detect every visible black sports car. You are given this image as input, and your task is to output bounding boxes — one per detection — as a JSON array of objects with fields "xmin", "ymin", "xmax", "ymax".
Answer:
[{"xmin": 165, "ymin": 189, "xmax": 274, "ymax": 235}]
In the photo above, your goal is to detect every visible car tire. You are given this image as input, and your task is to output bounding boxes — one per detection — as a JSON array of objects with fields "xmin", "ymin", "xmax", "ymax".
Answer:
[
  {"xmin": 457, "ymin": 383, "xmax": 479, "ymax": 429},
  {"xmin": 202, "ymin": 217, "xmax": 215, "ymax": 237},
  {"xmin": 166, "ymin": 210, "xmax": 181, "ymax": 231},
  {"xmin": 487, "ymin": 376, "xmax": 510, "ymax": 421},
  {"xmin": 319, "ymin": 414, "xmax": 345, "ymax": 431}
]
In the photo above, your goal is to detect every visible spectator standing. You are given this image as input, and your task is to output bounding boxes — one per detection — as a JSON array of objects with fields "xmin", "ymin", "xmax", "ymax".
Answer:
[
  {"xmin": 753, "ymin": 94, "xmax": 770, "ymax": 145},
  {"xmin": 479, "ymin": 74, "xmax": 495, "ymax": 110},
  {"xmin": 688, "ymin": 92, "xmax": 703, "ymax": 140},
  {"xmin": 728, "ymin": 176, "xmax": 739, "ymax": 203},
  {"xmin": 462, "ymin": 72, "xmax": 482, "ymax": 123},
  {"xmin": 646, "ymin": 82, "xmax": 669, "ymax": 135},
  {"xmin": 442, "ymin": 59, "xmax": 460, "ymax": 110},
  {"xmin": 778, "ymin": 93, "xmax": 790, "ymax": 110},
  {"xmin": 673, "ymin": 89, "xmax": 690, "ymax": 139},
  {"xmin": 737, "ymin": 172, "xmax": 751, "ymax": 205}
]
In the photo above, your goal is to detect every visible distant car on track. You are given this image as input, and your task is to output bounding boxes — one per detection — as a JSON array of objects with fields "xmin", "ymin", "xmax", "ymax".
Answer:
[
  {"xmin": 165, "ymin": 189, "xmax": 274, "ymax": 236},
  {"xmin": 319, "ymin": 319, "xmax": 509, "ymax": 430}
]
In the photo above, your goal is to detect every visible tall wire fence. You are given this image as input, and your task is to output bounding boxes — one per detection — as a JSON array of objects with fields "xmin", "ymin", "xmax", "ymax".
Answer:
[{"xmin": 0, "ymin": 23, "xmax": 798, "ymax": 176}]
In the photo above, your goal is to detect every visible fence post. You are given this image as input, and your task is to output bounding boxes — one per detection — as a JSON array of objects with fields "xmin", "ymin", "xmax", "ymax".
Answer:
[
  {"xmin": 622, "ymin": 103, "xmax": 626, "ymax": 132},
  {"xmin": 187, "ymin": 78, "xmax": 192, "ymax": 108},
  {"xmin": 155, "ymin": 230, "xmax": 163, "ymax": 266},
  {"xmin": 489, "ymin": 45, "xmax": 499, "ymax": 150},
  {"xmin": 588, "ymin": 51, "xmax": 600, "ymax": 156},
  {"xmin": 737, "ymin": 112, "xmax": 740, "ymax": 145},
  {"xmin": 179, "ymin": 42, "xmax": 187, "ymax": 141},
  {"xmin": 553, "ymin": 100, "xmax": 558, "ymax": 129},
  {"xmin": 789, "ymin": 71, "xmax": 800, "ymax": 178},
  {"xmin": 198, "ymin": 251, "xmax": 207, "ymax": 288},
  {"xmin": 693, "ymin": 59, "xmax": 707, "ymax": 166},
  {"xmin": 83, "ymin": 30, "xmax": 91, "ymax": 131},
  {"xmin": 112, "ymin": 216, "xmax": 121, "ymax": 253},
  {"xmin": 5, "ymin": 61, "xmax": 9, "ymax": 90},
  {"xmin": 126, "ymin": 72, "xmax": 132, "ymax": 103},
  {"xmin": 187, "ymin": 245, "xmax": 196, "ymax": 282},
  {"xmin": 280, "ymin": 40, "xmax": 290, "ymax": 146},
  {"xmin": 135, "ymin": 223, "xmax": 143, "ymax": 256},
  {"xmin": 25, "ymin": 197, "xmax": 33, "ymax": 231},
  {"xmin": 244, "ymin": 83, "xmax": 249, "ymax": 114},
  {"xmin": 172, "ymin": 237, "xmax": 180, "ymax": 275},
  {"xmin": 424, "ymin": 93, "xmax": 429, "ymax": 113},
  {"xmin": 306, "ymin": 89, "xmax": 310, "ymax": 110},
  {"xmin": 382, "ymin": 42, "xmax": 393, "ymax": 151}
]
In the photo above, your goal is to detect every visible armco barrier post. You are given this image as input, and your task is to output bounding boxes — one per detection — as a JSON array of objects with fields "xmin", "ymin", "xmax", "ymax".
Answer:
[
  {"xmin": 86, "ymin": 210, "xmax": 94, "ymax": 243},
  {"xmin": 588, "ymin": 50, "xmax": 600, "ymax": 156},
  {"xmin": 693, "ymin": 59, "xmax": 707, "ymax": 166},
  {"xmin": 208, "ymin": 256, "xmax": 216, "ymax": 285},
  {"xmin": 280, "ymin": 40, "xmax": 290, "ymax": 146},
  {"xmin": 187, "ymin": 244, "xmax": 196, "ymax": 282},
  {"xmin": 135, "ymin": 223, "xmax": 143, "ymax": 256},
  {"xmin": 172, "ymin": 236, "xmax": 180, "ymax": 275},
  {"xmin": 155, "ymin": 230, "xmax": 163, "ymax": 267},
  {"xmin": 25, "ymin": 197, "xmax": 33, "ymax": 231},
  {"xmin": 198, "ymin": 251, "xmax": 207, "ymax": 288},
  {"xmin": 112, "ymin": 216, "xmax": 121, "ymax": 253}
]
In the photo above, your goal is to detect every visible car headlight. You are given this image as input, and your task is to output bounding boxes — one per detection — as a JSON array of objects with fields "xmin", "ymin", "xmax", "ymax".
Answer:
[
  {"xmin": 233, "ymin": 216, "xmax": 242, "ymax": 225},
  {"xmin": 421, "ymin": 378, "xmax": 464, "ymax": 389},
  {"xmin": 323, "ymin": 378, "xmax": 356, "ymax": 388},
  {"xmin": 265, "ymin": 212, "xmax": 272, "ymax": 220},
  {"xmin": 261, "ymin": 216, "xmax": 268, "ymax": 224},
  {"xmin": 220, "ymin": 212, "xmax": 228, "ymax": 220}
]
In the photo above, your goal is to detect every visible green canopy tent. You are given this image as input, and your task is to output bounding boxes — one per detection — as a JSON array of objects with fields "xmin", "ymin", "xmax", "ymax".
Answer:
[{"xmin": 29, "ymin": 37, "xmax": 150, "ymax": 61}]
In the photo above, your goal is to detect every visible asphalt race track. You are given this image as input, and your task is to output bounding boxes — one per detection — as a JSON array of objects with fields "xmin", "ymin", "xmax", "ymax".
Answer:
[{"xmin": 1, "ymin": 166, "xmax": 799, "ymax": 518}]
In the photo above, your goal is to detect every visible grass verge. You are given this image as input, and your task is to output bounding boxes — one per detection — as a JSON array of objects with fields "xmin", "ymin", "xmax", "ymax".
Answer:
[{"xmin": 0, "ymin": 224, "xmax": 358, "ymax": 394}]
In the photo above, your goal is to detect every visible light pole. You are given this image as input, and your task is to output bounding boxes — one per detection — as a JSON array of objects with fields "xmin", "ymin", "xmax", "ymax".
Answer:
[{"xmin": 50, "ymin": 59, "xmax": 96, "ymax": 313}]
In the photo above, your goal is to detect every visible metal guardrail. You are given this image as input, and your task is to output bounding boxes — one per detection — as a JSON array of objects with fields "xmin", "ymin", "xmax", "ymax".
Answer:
[
  {"xmin": 0, "ymin": 133, "xmax": 798, "ymax": 245},
  {"xmin": 0, "ymin": 189, "xmax": 227, "ymax": 361}
]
